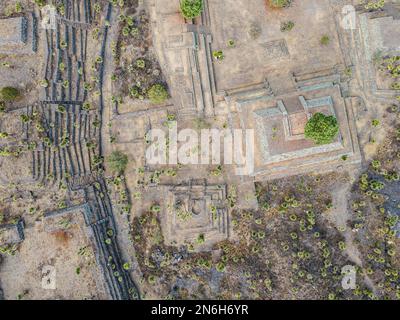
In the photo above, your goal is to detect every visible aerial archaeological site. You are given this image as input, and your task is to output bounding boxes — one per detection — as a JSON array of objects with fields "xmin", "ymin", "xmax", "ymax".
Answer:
[{"xmin": 0, "ymin": 0, "xmax": 399, "ymax": 301}]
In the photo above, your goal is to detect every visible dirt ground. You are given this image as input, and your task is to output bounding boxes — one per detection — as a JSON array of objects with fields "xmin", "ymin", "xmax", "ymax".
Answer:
[
  {"xmin": 0, "ymin": 213, "xmax": 107, "ymax": 300},
  {"xmin": 209, "ymin": 0, "xmax": 344, "ymax": 91},
  {"xmin": 1, "ymin": 0, "xmax": 400, "ymax": 300}
]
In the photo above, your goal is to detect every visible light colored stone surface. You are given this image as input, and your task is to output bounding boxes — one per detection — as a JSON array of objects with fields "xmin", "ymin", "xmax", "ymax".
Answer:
[{"xmin": 0, "ymin": 16, "xmax": 25, "ymax": 46}]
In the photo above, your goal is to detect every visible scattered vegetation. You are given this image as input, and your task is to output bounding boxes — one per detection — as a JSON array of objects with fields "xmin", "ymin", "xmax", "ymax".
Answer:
[
  {"xmin": 130, "ymin": 172, "xmax": 378, "ymax": 299},
  {"xmin": 362, "ymin": 0, "xmax": 385, "ymax": 11},
  {"xmin": 112, "ymin": 11, "xmax": 169, "ymax": 107},
  {"xmin": 227, "ymin": 39, "xmax": 236, "ymax": 48},
  {"xmin": 378, "ymin": 55, "xmax": 400, "ymax": 90}
]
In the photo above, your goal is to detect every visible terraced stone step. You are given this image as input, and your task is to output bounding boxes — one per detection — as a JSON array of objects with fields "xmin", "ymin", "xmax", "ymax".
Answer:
[{"xmin": 68, "ymin": 172, "xmax": 99, "ymax": 190}]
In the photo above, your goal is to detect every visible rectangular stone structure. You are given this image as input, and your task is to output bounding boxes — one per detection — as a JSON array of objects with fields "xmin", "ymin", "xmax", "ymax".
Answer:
[{"xmin": 0, "ymin": 17, "xmax": 27, "ymax": 46}]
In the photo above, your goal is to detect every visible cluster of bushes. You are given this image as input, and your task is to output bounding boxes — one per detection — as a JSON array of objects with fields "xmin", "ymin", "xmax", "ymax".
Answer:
[
  {"xmin": 363, "ymin": 0, "xmax": 385, "ymax": 11},
  {"xmin": 350, "ymin": 149, "xmax": 400, "ymax": 299},
  {"xmin": 128, "ymin": 83, "xmax": 168, "ymax": 104},
  {"xmin": 180, "ymin": 0, "xmax": 204, "ymax": 19},
  {"xmin": 379, "ymin": 55, "xmax": 400, "ymax": 90}
]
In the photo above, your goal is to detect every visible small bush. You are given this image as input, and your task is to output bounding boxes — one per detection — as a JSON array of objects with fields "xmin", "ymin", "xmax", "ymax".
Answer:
[
  {"xmin": 147, "ymin": 84, "xmax": 168, "ymax": 104},
  {"xmin": 269, "ymin": 0, "xmax": 291, "ymax": 8},
  {"xmin": 281, "ymin": 21, "xmax": 295, "ymax": 32},
  {"xmin": 212, "ymin": 50, "xmax": 224, "ymax": 61},
  {"xmin": 248, "ymin": 23, "xmax": 261, "ymax": 40},
  {"xmin": 34, "ymin": 0, "xmax": 46, "ymax": 7},
  {"xmin": 0, "ymin": 101, "xmax": 6, "ymax": 113},
  {"xmin": 136, "ymin": 59, "xmax": 146, "ymax": 69},
  {"xmin": 0, "ymin": 87, "xmax": 20, "ymax": 101},
  {"xmin": 216, "ymin": 262, "xmax": 226, "ymax": 272},
  {"xmin": 107, "ymin": 150, "xmax": 128, "ymax": 174},
  {"xmin": 227, "ymin": 39, "xmax": 236, "ymax": 47},
  {"xmin": 196, "ymin": 233, "xmax": 205, "ymax": 244},
  {"xmin": 371, "ymin": 119, "xmax": 380, "ymax": 127},
  {"xmin": 320, "ymin": 35, "xmax": 330, "ymax": 46},
  {"xmin": 15, "ymin": 2, "xmax": 23, "ymax": 13}
]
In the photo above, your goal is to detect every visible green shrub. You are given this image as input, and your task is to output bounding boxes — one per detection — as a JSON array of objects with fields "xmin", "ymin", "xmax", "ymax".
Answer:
[
  {"xmin": 147, "ymin": 84, "xmax": 168, "ymax": 104},
  {"xmin": 34, "ymin": 0, "xmax": 46, "ymax": 7},
  {"xmin": 364, "ymin": 0, "xmax": 385, "ymax": 11},
  {"xmin": 129, "ymin": 87, "xmax": 140, "ymax": 98},
  {"xmin": 136, "ymin": 59, "xmax": 146, "ymax": 69},
  {"xmin": 151, "ymin": 204, "xmax": 161, "ymax": 213},
  {"xmin": 320, "ymin": 35, "xmax": 330, "ymax": 46},
  {"xmin": 107, "ymin": 150, "xmax": 128, "ymax": 174},
  {"xmin": 212, "ymin": 50, "xmax": 224, "ymax": 61},
  {"xmin": 372, "ymin": 119, "xmax": 380, "ymax": 127},
  {"xmin": 0, "ymin": 87, "xmax": 20, "ymax": 101},
  {"xmin": 304, "ymin": 112, "xmax": 339, "ymax": 145},
  {"xmin": 269, "ymin": 0, "xmax": 291, "ymax": 8},
  {"xmin": 15, "ymin": 2, "xmax": 23, "ymax": 13},
  {"xmin": 227, "ymin": 39, "xmax": 236, "ymax": 47},
  {"xmin": 281, "ymin": 21, "xmax": 295, "ymax": 32},
  {"xmin": 148, "ymin": 275, "xmax": 157, "ymax": 285},
  {"xmin": 180, "ymin": 0, "xmax": 203, "ymax": 19},
  {"xmin": 216, "ymin": 262, "xmax": 226, "ymax": 272}
]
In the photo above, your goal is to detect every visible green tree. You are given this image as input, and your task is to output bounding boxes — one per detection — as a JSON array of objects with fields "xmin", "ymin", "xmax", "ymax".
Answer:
[
  {"xmin": 147, "ymin": 84, "xmax": 168, "ymax": 104},
  {"xmin": 0, "ymin": 87, "xmax": 20, "ymax": 101},
  {"xmin": 180, "ymin": 0, "xmax": 203, "ymax": 19},
  {"xmin": 107, "ymin": 150, "xmax": 128, "ymax": 174},
  {"xmin": 304, "ymin": 112, "xmax": 339, "ymax": 145}
]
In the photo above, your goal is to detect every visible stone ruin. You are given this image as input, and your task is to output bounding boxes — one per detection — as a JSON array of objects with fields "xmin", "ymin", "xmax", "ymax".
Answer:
[
  {"xmin": 147, "ymin": 0, "xmax": 362, "ymax": 181},
  {"xmin": 357, "ymin": 9, "xmax": 400, "ymax": 98},
  {"xmin": 150, "ymin": 0, "xmax": 217, "ymax": 118},
  {"xmin": 0, "ymin": 219, "xmax": 25, "ymax": 247},
  {"xmin": 0, "ymin": 1, "xmax": 139, "ymax": 300},
  {"xmin": 160, "ymin": 179, "xmax": 230, "ymax": 249},
  {"xmin": 43, "ymin": 181, "xmax": 139, "ymax": 300},
  {"xmin": 0, "ymin": 13, "xmax": 38, "ymax": 55},
  {"xmin": 227, "ymin": 70, "xmax": 361, "ymax": 180}
]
